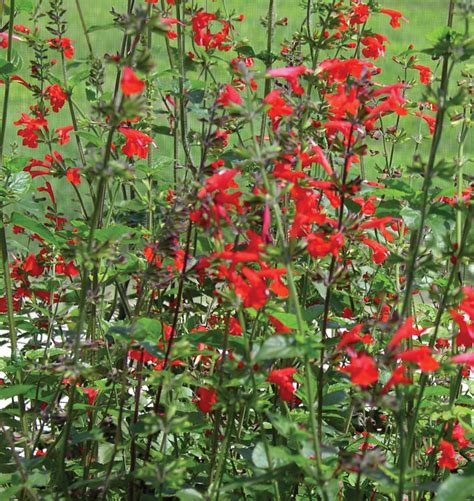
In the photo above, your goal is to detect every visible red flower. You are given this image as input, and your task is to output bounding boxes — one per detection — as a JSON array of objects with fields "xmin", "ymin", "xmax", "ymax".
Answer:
[
  {"xmin": 380, "ymin": 8, "xmax": 407, "ymax": 29},
  {"xmin": 14, "ymin": 112, "xmax": 48, "ymax": 148},
  {"xmin": 48, "ymin": 37, "xmax": 74, "ymax": 59},
  {"xmin": 318, "ymin": 58, "xmax": 376, "ymax": 84},
  {"xmin": 450, "ymin": 310, "xmax": 474, "ymax": 348},
  {"xmin": 361, "ymin": 239, "xmax": 389, "ymax": 264},
  {"xmin": 121, "ymin": 67, "xmax": 145, "ymax": 96},
  {"xmin": 381, "ymin": 365, "xmax": 412, "ymax": 394},
  {"xmin": 415, "ymin": 111, "xmax": 436, "ymax": 134},
  {"xmin": 361, "ymin": 34, "xmax": 387, "ymax": 60},
  {"xmin": 66, "ymin": 168, "xmax": 81, "ymax": 185},
  {"xmin": 307, "ymin": 232, "xmax": 344, "ymax": 259},
  {"xmin": 216, "ymin": 84, "xmax": 242, "ymax": 107},
  {"xmin": 437, "ymin": 440, "xmax": 458, "ymax": 470},
  {"xmin": 22, "ymin": 254, "xmax": 44, "ymax": 277},
  {"xmin": 398, "ymin": 346, "xmax": 439, "ymax": 372},
  {"xmin": 268, "ymin": 368, "xmax": 299, "ymax": 403},
  {"xmin": 350, "ymin": 4, "xmax": 370, "ymax": 25},
  {"xmin": 191, "ymin": 11, "xmax": 231, "ymax": 52},
  {"xmin": 267, "ymin": 66, "xmax": 308, "ymax": 95},
  {"xmin": 82, "ymin": 387, "xmax": 98, "ymax": 406},
  {"xmin": 452, "ymin": 423, "xmax": 470, "ymax": 449},
  {"xmin": 268, "ymin": 315, "xmax": 292, "ymax": 334},
  {"xmin": 412, "ymin": 64, "xmax": 432, "ymax": 84},
  {"xmin": 55, "ymin": 259, "xmax": 79, "ymax": 278},
  {"xmin": 387, "ymin": 317, "xmax": 423, "ymax": 350},
  {"xmin": 341, "ymin": 352, "xmax": 379, "ymax": 388},
  {"xmin": 55, "ymin": 125, "xmax": 73, "ymax": 145},
  {"xmin": 194, "ymin": 387, "xmax": 217, "ymax": 413},
  {"xmin": 263, "ymin": 90, "xmax": 293, "ymax": 130},
  {"xmin": 44, "ymin": 84, "xmax": 67, "ymax": 112},
  {"xmin": 118, "ymin": 127, "xmax": 154, "ymax": 159}
]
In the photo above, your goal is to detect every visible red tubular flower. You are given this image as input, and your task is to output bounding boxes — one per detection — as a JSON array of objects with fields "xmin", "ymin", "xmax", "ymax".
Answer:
[
  {"xmin": 398, "ymin": 346, "xmax": 439, "ymax": 372},
  {"xmin": 268, "ymin": 368, "xmax": 299, "ymax": 403},
  {"xmin": 82, "ymin": 387, "xmax": 98, "ymax": 406},
  {"xmin": 191, "ymin": 11, "xmax": 231, "ymax": 51},
  {"xmin": 337, "ymin": 324, "xmax": 372, "ymax": 350},
  {"xmin": 381, "ymin": 365, "xmax": 412, "ymax": 394},
  {"xmin": 437, "ymin": 440, "xmax": 458, "ymax": 470},
  {"xmin": 263, "ymin": 90, "xmax": 293, "ymax": 130},
  {"xmin": 415, "ymin": 111, "xmax": 436, "ymax": 134},
  {"xmin": 37, "ymin": 181, "xmax": 56, "ymax": 205},
  {"xmin": 121, "ymin": 67, "xmax": 145, "ymax": 96},
  {"xmin": 387, "ymin": 316, "xmax": 423, "ymax": 350},
  {"xmin": 118, "ymin": 127, "xmax": 154, "ymax": 158},
  {"xmin": 452, "ymin": 423, "xmax": 470, "ymax": 449},
  {"xmin": 380, "ymin": 8, "xmax": 408, "ymax": 29},
  {"xmin": 450, "ymin": 310, "xmax": 474, "ymax": 348},
  {"xmin": 55, "ymin": 125, "xmax": 73, "ymax": 145},
  {"xmin": 268, "ymin": 315, "xmax": 292, "ymax": 334},
  {"xmin": 307, "ymin": 231, "xmax": 344, "ymax": 259},
  {"xmin": 318, "ymin": 58, "xmax": 376, "ymax": 84},
  {"xmin": 267, "ymin": 66, "xmax": 308, "ymax": 95},
  {"xmin": 22, "ymin": 254, "xmax": 44, "ymax": 277},
  {"xmin": 66, "ymin": 168, "xmax": 81, "ymax": 185},
  {"xmin": 216, "ymin": 84, "xmax": 242, "ymax": 106},
  {"xmin": 44, "ymin": 84, "xmax": 67, "ymax": 112},
  {"xmin": 361, "ymin": 34, "xmax": 387, "ymax": 60},
  {"xmin": 194, "ymin": 387, "xmax": 217, "ymax": 413},
  {"xmin": 340, "ymin": 352, "xmax": 379, "ymax": 388},
  {"xmin": 412, "ymin": 64, "xmax": 432, "ymax": 84},
  {"xmin": 350, "ymin": 4, "xmax": 370, "ymax": 25},
  {"xmin": 361, "ymin": 238, "xmax": 389, "ymax": 264},
  {"xmin": 48, "ymin": 37, "xmax": 74, "ymax": 59},
  {"xmin": 14, "ymin": 112, "xmax": 48, "ymax": 148}
]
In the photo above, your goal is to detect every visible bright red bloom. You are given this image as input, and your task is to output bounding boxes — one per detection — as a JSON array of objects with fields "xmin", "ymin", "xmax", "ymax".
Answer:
[
  {"xmin": 82, "ymin": 387, "xmax": 98, "ymax": 406},
  {"xmin": 382, "ymin": 365, "xmax": 412, "ymax": 394},
  {"xmin": 437, "ymin": 440, "xmax": 458, "ymax": 470},
  {"xmin": 14, "ymin": 112, "xmax": 48, "ymax": 148},
  {"xmin": 412, "ymin": 64, "xmax": 431, "ymax": 84},
  {"xmin": 268, "ymin": 315, "xmax": 292, "ymax": 334},
  {"xmin": 268, "ymin": 368, "xmax": 299, "ymax": 403},
  {"xmin": 398, "ymin": 346, "xmax": 439, "ymax": 372},
  {"xmin": 450, "ymin": 310, "xmax": 474, "ymax": 348},
  {"xmin": 341, "ymin": 352, "xmax": 379, "ymax": 388},
  {"xmin": 44, "ymin": 84, "xmax": 67, "ymax": 112},
  {"xmin": 452, "ymin": 423, "xmax": 470, "ymax": 449},
  {"xmin": 361, "ymin": 34, "xmax": 387, "ymax": 60},
  {"xmin": 318, "ymin": 58, "xmax": 376, "ymax": 84},
  {"xmin": 216, "ymin": 84, "xmax": 242, "ymax": 106},
  {"xmin": 118, "ymin": 127, "xmax": 154, "ymax": 159},
  {"xmin": 267, "ymin": 66, "xmax": 308, "ymax": 95},
  {"xmin": 307, "ymin": 232, "xmax": 344, "ymax": 259},
  {"xmin": 380, "ymin": 8, "xmax": 407, "ymax": 28},
  {"xmin": 55, "ymin": 125, "xmax": 74, "ymax": 145},
  {"xmin": 121, "ymin": 67, "xmax": 145, "ymax": 96},
  {"xmin": 361, "ymin": 238, "xmax": 389, "ymax": 264},
  {"xmin": 337, "ymin": 324, "xmax": 372, "ymax": 350},
  {"xmin": 22, "ymin": 254, "xmax": 44, "ymax": 277},
  {"xmin": 194, "ymin": 387, "xmax": 218, "ymax": 413},
  {"xmin": 55, "ymin": 259, "xmax": 79, "ymax": 278},
  {"xmin": 415, "ymin": 111, "xmax": 436, "ymax": 134},
  {"xmin": 263, "ymin": 90, "xmax": 293, "ymax": 130},
  {"xmin": 48, "ymin": 37, "xmax": 74, "ymax": 59},
  {"xmin": 191, "ymin": 11, "xmax": 231, "ymax": 51},
  {"xmin": 388, "ymin": 317, "xmax": 423, "ymax": 350},
  {"xmin": 350, "ymin": 4, "xmax": 370, "ymax": 25},
  {"xmin": 66, "ymin": 168, "xmax": 81, "ymax": 185}
]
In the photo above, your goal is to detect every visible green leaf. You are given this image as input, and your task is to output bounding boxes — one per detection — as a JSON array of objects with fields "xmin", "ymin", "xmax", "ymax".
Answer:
[
  {"xmin": 10, "ymin": 212, "xmax": 58, "ymax": 245},
  {"xmin": 436, "ymin": 474, "xmax": 474, "ymax": 501},
  {"xmin": 254, "ymin": 335, "xmax": 302, "ymax": 362},
  {"xmin": 0, "ymin": 384, "xmax": 35, "ymax": 400},
  {"xmin": 133, "ymin": 318, "xmax": 162, "ymax": 342},
  {"xmin": 400, "ymin": 206, "xmax": 421, "ymax": 230},
  {"xmin": 176, "ymin": 489, "xmax": 204, "ymax": 501}
]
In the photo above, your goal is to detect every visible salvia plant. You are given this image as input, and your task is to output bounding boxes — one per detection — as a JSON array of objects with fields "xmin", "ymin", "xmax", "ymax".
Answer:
[{"xmin": 0, "ymin": 0, "xmax": 473, "ymax": 499}]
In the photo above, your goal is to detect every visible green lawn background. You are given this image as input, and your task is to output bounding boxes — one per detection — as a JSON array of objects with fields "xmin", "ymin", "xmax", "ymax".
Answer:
[{"xmin": 4, "ymin": 1, "xmax": 470, "ymax": 195}]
